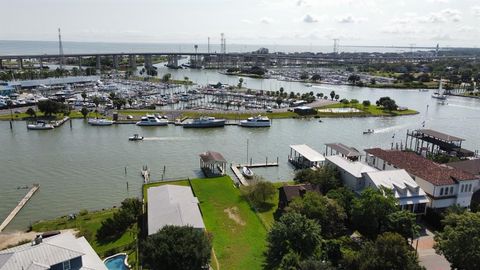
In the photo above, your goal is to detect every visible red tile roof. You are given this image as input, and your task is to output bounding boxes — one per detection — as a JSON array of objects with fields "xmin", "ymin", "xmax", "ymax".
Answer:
[{"xmin": 365, "ymin": 148, "xmax": 477, "ymax": 186}]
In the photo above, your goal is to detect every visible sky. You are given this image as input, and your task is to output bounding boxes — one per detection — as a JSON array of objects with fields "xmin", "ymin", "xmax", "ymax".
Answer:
[{"xmin": 1, "ymin": 0, "xmax": 479, "ymax": 47}]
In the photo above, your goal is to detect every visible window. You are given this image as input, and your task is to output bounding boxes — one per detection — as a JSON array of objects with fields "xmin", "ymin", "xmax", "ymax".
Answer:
[
  {"xmin": 63, "ymin": 260, "xmax": 71, "ymax": 270},
  {"xmin": 461, "ymin": 185, "xmax": 464, "ymax": 193},
  {"xmin": 450, "ymin": 187, "xmax": 454, "ymax": 194},
  {"xmin": 469, "ymin": 184, "xmax": 473, "ymax": 192},
  {"xmin": 440, "ymin": 188, "xmax": 444, "ymax": 196}
]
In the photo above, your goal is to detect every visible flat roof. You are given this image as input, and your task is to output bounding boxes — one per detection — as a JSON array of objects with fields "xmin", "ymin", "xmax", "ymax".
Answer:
[
  {"xmin": 415, "ymin": 129, "xmax": 464, "ymax": 142},
  {"xmin": 326, "ymin": 155, "xmax": 377, "ymax": 178},
  {"xmin": 325, "ymin": 143, "xmax": 361, "ymax": 157},
  {"xmin": 147, "ymin": 185, "xmax": 205, "ymax": 235},
  {"xmin": 365, "ymin": 148, "xmax": 477, "ymax": 185},
  {"xmin": 290, "ymin": 144, "xmax": 325, "ymax": 162}
]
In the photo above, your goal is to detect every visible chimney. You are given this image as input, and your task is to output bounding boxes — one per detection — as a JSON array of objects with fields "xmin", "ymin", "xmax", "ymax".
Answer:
[{"xmin": 32, "ymin": 235, "xmax": 43, "ymax": 246}]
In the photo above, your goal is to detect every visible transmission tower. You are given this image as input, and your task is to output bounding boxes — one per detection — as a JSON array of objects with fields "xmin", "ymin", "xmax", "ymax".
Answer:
[
  {"xmin": 333, "ymin": 39, "xmax": 339, "ymax": 54},
  {"xmin": 58, "ymin": 28, "xmax": 65, "ymax": 69}
]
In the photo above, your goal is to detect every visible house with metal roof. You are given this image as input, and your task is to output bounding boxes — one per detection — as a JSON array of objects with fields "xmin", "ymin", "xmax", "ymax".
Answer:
[
  {"xmin": 363, "ymin": 169, "xmax": 429, "ymax": 214},
  {"xmin": 365, "ymin": 148, "xmax": 480, "ymax": 209},
  {"xmin": 0, "ymin": 231, "xmax": 107, "ymax": 270},
  {"xmin": 325, "ymin": 155, "xmax": 377, "ymax": 192},
  {"xmin": 147, "ymin": 185, "xmax": 205, "ymax": 236},
  {"xmin": 288, "ymin": 144, "xmax": 325, "ymax": 169},
  {"xmin": 325, "ymin": 143, "xmax": 362, "ymax": 161}
]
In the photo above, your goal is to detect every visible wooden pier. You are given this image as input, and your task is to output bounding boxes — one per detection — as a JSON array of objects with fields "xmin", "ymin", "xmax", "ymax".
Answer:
[
  {"xmin": 52, "ymin": 116, "xmax": 70, "ymax": 127},
  {"xmin": 141, "ymin": 166, "xmax": 150, "ymax": 183},
  {"xmin": 0, "ymin": 184, "xmax": 39, "ymax": 232},
  {"xmin": 230, "ymin": 160, "xmax": 279, "ymax": 186}
]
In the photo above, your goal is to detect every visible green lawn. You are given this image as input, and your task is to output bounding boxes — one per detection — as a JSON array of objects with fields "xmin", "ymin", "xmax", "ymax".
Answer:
[
  {"xmin": 0, "ymin": 111, "xmax": 100, "ymax": 121},
  {"xmin": 32, "ymin": 209, "xmax": 137, "ymax": 264},
  {"xmin": 255, "ymin": 182, "xmax": 294, "ymax": 229},
  {"xmin": 190, "ymin": 176, "xmax": 268, "ymax": 270},
  {"xmin": 318, "ymin": 103, "xmax": 418, "ymax": 117}
]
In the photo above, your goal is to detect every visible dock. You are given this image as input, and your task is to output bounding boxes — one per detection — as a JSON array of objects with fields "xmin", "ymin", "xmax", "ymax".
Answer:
[
  {"xmin": 0, "ymin": 184, "xmax": 39, "ymax": 232},
  {"xmin": 141, "ymin": 166, "xmax": 150, "ymax": 183},
  {"xmin": 52, "ymin": 116, "xmax": 70, "ymax": 127},
  {"xmin": 230, "ymin": 160, "xmax": 279, "ymax": 186}
]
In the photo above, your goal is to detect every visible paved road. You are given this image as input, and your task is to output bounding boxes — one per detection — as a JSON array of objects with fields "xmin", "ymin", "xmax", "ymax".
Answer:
[{"xmin": 412, "ymin": 228, "xmax": 451, "ymax": 270}]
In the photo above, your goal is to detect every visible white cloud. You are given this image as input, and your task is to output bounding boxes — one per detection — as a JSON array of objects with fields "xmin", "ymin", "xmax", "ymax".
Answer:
[
  {"xmin": 296, "ymin": 0, "xmax": 305, "ymax": 6},
  {"xmin": 336, "ymin": 15, "xmax": 366, "ymax": 24},
  {"xmin": 419, "ymin": 9, "xmax": 461, "ymax": 23},
  {"xmin": 260, "ymin": 17, "xmax": 273, "ymax": 24},
  {"xmin": 473, "ymin": 6, "xmax": 480, "ymax": 17},
  {"xmin": 303, "ymin": 14, "xmax": 318, "ymax": 23},
  {"xmin": 427, "ymin": 0, "xmax": 449, "ymax": 3},
  {"xmin": 241, "ymin": 19, "xmax": 253, "ymax": 24}
]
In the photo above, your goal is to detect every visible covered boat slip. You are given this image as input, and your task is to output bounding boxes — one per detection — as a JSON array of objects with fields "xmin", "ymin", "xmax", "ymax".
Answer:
[
  {"xmin": 406, "ymin": 129, "xmax": 475, "ymax": 158},
  {"xmin": 289, "ymin": 144, "xmax": 325, "ymax": 169},
  {"xmin": 325, "ymin": 143, "xmax": 362, "ymax": 161},
  {"xmin": 199, "ymin": 151, "xmax": 227, "ymax": 178}
]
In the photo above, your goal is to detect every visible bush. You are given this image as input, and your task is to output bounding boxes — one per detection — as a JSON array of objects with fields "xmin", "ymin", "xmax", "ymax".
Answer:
[
  {"xmin": 362, "ymin": 100, "xmax": 371, "ymax": 107},
  {"xmin": 350, "ymin": 99, "xmax": 359, "ymax": 104},
  {"xmin": 340, "ymin": 99, "xmax": 350, "ymax": 104},
  {"xmin": 79, "ymin": 209, "xmax": 89, "ymax": 216}
]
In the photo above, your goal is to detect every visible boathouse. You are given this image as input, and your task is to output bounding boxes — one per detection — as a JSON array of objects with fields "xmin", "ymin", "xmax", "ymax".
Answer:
[
  {"xmin": 405, "ymin": 129, "xmax": 475, "ymax": 158},
  {"xmin": 288, "ymin": 144, "xmax": 325, "ymax": 169},
  {"xmin": 325, "ymin": 143, "xmax": 362, "ymax": 161},
  {"xmin": 199, "ymin": 151, "xmax": 227, "ymax": 177}
]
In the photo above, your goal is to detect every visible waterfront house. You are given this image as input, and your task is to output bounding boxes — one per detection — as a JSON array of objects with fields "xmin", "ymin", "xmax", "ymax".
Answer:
[
  {"xmin": 325, "ymin": 155, "xmax": 377, "ymax": 192},
  {"xmin": 363, "ymin": 170, "xmax": 429, "ymax": 214},
  {"xmin": 147, "ymin": 185, "xmax": 205, "ymax": 235},
  {"xmin": 0, "ymin": 231, "xmax": 107, "ymax": 270},
  {"xmin": 277, "ymin": 183, "xmax": 321, "ymax": 210},
  {"xmin": 324, "ymin": 143, "xmax": 362, "ymax": 161},
  {"xmin": 365, "ymin": 148, "xmax": 480, "ymax": 209},
  {"xmin": 288, "ymin": 144, "xmax": 325, "ymax": 169}
]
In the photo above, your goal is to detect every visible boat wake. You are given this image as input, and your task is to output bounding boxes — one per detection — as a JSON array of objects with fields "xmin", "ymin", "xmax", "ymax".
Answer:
[
  {"xmin": 142, "ymin": 137, "xmax": 191, "ymax": 141},
  {"xmin": 446, "ymin": 103, "xmax": 480, "ymax": 111},
  {"xmin": 373, "ymin": 123, "xmax": 412, "ymax": 134}
]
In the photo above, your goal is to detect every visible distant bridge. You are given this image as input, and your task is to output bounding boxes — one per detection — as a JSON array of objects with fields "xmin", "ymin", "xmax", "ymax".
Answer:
[{"xmin": 0, "ymin": 50, "xmax": 473, "ymax": 70}]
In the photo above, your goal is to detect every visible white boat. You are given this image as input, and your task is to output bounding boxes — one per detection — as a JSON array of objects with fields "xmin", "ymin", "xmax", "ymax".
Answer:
[
  {"xmin": 304, "ymin": 83, "xmax": 313, "ymax": 87},
  {"xmin": 432, "ymin": 80, "xmax": 447, "ymax": 100},
  {"xmin": 88, "ymin": 118, "xmax": 114, "ymax": 126},
  {"xmin": 129, "ymin": 134, "xmax": 144, "ymax": 141},
  {"xmin": 242, "ymin": 166, "xmax": 254, "ymax": 179},
  {"xmin": 363, "ymin": 129, "xmax": 374, "ymax": 134},
  {"xmin": 183, "ymin": 116, "xmax": 225, "ymax": 128},
  {"xmin": 27, "ymin": 120, "xmax": 54, "ymax": 130},
  {"xmin": 136, "ymin": 115, "xmax": 168, "ymax": 126},
  {"xmin": 239, "ymin": 115, "xmax": 271, "ymax": 127}
]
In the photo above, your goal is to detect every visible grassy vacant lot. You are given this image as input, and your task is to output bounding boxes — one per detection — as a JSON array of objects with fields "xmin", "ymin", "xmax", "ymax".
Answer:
[
  {"xmin": 191, "ymin": 176, "xmax": 268, "ymax": 270},
  {"xmin": 32, "ymin": 209, "xmax": 137, "ymax": 264},
  {"xmin": 318, "ymin": 103, "xmax": 418, "ymax": 117}
]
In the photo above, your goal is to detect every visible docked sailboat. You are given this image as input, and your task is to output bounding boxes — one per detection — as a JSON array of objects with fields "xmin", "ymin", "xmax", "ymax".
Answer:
[
  {"xmin": 432, "ymin": 79, "xmax": 447, "ymax": 100},
  {"xmin": 183, "ymin": 116, "xmax": 225, "ymax": 128},
  {"xmin": 136, "ymin": 115, "xmax": 168, "ymax": 126},
  {"xmin": 239, "ymin": 115, "xmax": 271, "ymax": 127},
  {"xmin": 27, "ymin": 120, "xmax": 54, "ymax": 130},
  {"xmin": 88, "ymin": 118, "xmax": 114, "ymax": 126}
]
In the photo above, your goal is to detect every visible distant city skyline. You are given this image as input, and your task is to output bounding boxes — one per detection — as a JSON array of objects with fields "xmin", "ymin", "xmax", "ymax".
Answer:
[{"xmin": 1, "ymin": 0, "xmax": 479, "ymax": 47}]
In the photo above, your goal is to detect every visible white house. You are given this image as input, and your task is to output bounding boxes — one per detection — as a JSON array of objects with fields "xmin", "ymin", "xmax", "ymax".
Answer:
[
  {"xmin": 0, "ymin": 231, "xmax": 107, "ymax": 270},
  {"xmin": 365, "ymin": 148, "xmax": 480, "ymax": 209},
  {"xmin": 147, "ymin": 185, "xmax": 205, "ymax": 235},
  {"xmin": 325, "ymin": 155, "xmax": 377, "ymax": 192},
  {"xmin": 363, "ymin": 169, "xmax": 429, "ymax": 214}
]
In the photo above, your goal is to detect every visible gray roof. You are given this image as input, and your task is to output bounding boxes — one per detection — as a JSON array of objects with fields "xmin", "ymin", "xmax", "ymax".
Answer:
[
  {"xmin": 416, "ymin": 129, "xmax": 464, "ymax": 142},
  {"xmin": 290, "ymin": 144, "xmax": 325, "ymax": 162},
  {"xmin": 199, "ymin": 151, "xmax": 227, "ymax": 164},
  {"xmin": 148, "ymin": 185, "xmax": 205, "ymax": 235},
  {"xmin": 325, "ymin": 143, "xmax": 361, "ymax": 157},
  {"xmin": 0, "ymin": 232, "xmax": 107, "ymax": 270},
  {"xmin": 326, "ymin": 155, "xmax": 377, "ymax": 178}
]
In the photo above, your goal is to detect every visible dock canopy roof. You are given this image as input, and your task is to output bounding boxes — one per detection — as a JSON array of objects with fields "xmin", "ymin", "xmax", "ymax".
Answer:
[
  {"xmin": 415, "ymin": 129, "xmax": 465, "ymax": 142},
  {"xmin": 325, "ymin": 143, "xmax": 361, "ymax": 157},
  {"xmin": 199, "ymin": 151, "xmax": 227, "ymax": 164},
  {"xmin": 289, "ymin": 144, "xmax": 325, "ymax": 162}
]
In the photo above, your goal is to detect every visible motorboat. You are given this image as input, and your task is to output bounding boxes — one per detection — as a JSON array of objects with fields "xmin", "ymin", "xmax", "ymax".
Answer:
[
  {"xmin": 88, "ymin": 118, "xmax": 114, "ymax": 126},
  {"xmin": 136, "ymin": 115, "xmax": 168, "ymax": 126},
  {"xmin": 304, "ymin": 83, "xmax": 313, "ymax": 87},
  {"xmin": 27, "ymin": 120, "xmax": 54, "ymax": 130},
  {"xmin": 183, "ymin": 116, "xmax": 225, "ymax": 128},
  {"xmin": 363, "ymin": 129, "xmax": 374, "ymax": 134},
  {"xmin": 239, "ymin": 115, "xmax": 271, "ymax": 127},
  {"xmin": 128, "ymin": 134, "xmax": 144, "ymax": 141},
  {"xmin": 242, "ymin": 166, "xmax": 254, "ymax": 179}
]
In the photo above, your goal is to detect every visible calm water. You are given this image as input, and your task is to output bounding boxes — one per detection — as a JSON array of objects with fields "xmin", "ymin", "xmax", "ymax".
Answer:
[{"xmin": 1, "ymin": 43, "xmax": 479, "ymax": 231}]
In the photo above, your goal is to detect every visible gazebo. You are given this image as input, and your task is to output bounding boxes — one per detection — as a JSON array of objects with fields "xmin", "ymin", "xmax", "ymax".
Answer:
[{"xmin": 199, "ymin": 151, "xmax": 227, "ymax": 177}]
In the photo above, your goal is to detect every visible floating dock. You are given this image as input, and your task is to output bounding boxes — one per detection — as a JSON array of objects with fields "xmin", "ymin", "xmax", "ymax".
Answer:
[
  {"xmin": 52, "ymin": 116, "xmax": 70, "ymax": 127},
  {"xmin": 0, "ymin": 184, "xmax": 39, "ymax": 232},
  {"xmin": 231, "ymin": 165, "xmax": 249, "ymax": 186},
  {"xmin": 230, "ymin": 160, "xmax": 279, "ymax": 186}
]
